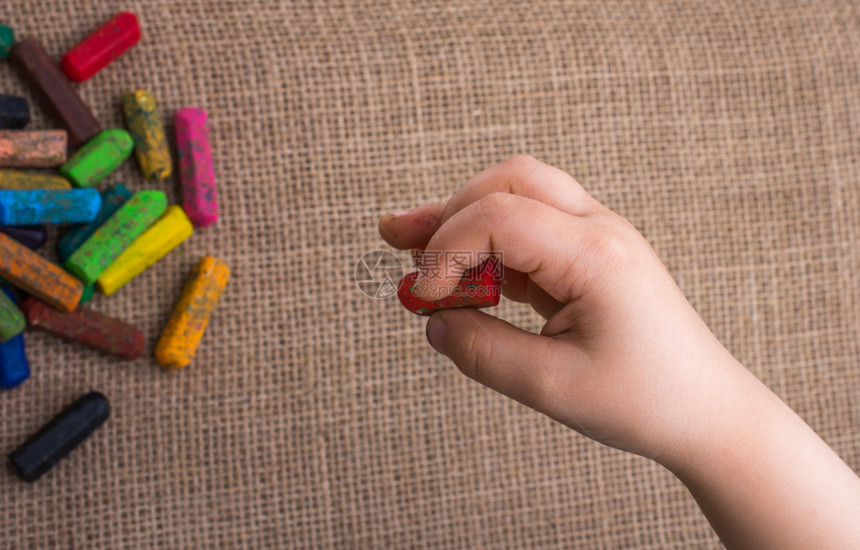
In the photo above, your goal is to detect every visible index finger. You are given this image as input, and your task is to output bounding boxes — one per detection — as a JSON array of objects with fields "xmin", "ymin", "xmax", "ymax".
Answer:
[
  {"xmin": 414, "ymin": 192, "xmax": 612, "ymax": 304},
  {"xmin": 439, "ymin": 154, "xmax": 604, "ymax": 225}
]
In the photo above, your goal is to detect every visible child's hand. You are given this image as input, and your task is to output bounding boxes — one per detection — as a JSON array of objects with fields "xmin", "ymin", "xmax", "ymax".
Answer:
[
  {"xmin": 380, "ymin": 154, "xmax": 746, "ymax": 464},
  {"xmin": 379, "ymin": 155, "xmax": 860, "ymax": 550}
]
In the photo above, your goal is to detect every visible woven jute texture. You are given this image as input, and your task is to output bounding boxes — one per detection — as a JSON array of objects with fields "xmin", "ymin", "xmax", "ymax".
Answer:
[{"xmin": 2, "ymin": 0, "xmax": 859, "ymax": 547}]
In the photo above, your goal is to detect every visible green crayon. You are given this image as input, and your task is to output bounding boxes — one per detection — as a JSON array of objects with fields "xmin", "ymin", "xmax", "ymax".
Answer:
[
  {"xmin": 60, "ymin": 129, "xmax": 133, "ymax": 188},
  {"xmin": 65, "ymin": 190, "xmax": 167, "ymax": 284},
  {"xmin": 79, "ymin": 283, "xmax": 95, "ymax": 304},
  {"xmin": 0, "ymin": 25, "xmax": 13, "ymax": 59},
  {"xmin": 0, "ymin": 288, "xmax": 25, "ymax": 342}
]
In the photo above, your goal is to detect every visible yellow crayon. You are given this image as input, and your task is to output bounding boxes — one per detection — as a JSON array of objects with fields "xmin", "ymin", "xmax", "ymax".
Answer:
[
  {"xmin": 0, "ymin": 169, "xmax": 71, "ymax": 189},
  {"xmin": 97, "ymin": 205, "xmax": 193, "ymax": 296},
  {"xmin": 155, "ymin": 256, "xmax": 229, "ymax": 369},
  {"xmin": 121, "ymin": 90, "xmax": 172, "ymax": 180}
]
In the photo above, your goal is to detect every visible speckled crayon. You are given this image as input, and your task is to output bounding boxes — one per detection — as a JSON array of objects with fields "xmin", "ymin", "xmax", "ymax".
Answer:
[
  {"xmin": 0, "ymin": 289, "xmax": 29, "ymax": 389},
  {"xmin": 98, "ymin": 205, "xmax": 193, "ymax": 296},
  {"xmin": 0, "ymin": 233, "xmax": 83, "ymax": 312},
  {"xmin": 156, "ymin": 256, "xmax": 229, "ymax": 368},
  {"xmin": 397, "ymin": 258, "xmax": 502, "ymax": 316},
  {"xmin": 0, "ymin": 287, "xmax": 25, "ymax": 342},
  {"xmin": 65, "ymin": 190, "xmax": 167, "ymax": 285},
  {"xmin": 0, "ymin": 170, "xmax": 72, "ymax": 190},
  {"xmin": 0, "ymin": 189, "xmax": 101, "ymax": 225},
  {"xmin": 122, "ymin": 90, "xmax": 171, "ymax": 180},
  {"xmin": 60, "ymin": 129, "xmax": 133, "ymax": 188},
  {"xmin": 175, "ymin": 108, "xmax": 217, "ymax": 227},
  {"xmin": 0, "ymin": 130, "xmax": 67, "ymax": 168},
  {"xmin": 22, "ymin": 297, "xmax": 144, "ymax": 360},
  {"xmin": 58, "ymin": 183, "xmax": 132, "ymax": 262}
]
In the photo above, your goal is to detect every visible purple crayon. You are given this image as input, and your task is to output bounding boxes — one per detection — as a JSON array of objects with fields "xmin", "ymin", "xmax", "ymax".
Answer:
[{"xmin": 174, "ymin": 108, "xmax": 217, "ymax": 227}]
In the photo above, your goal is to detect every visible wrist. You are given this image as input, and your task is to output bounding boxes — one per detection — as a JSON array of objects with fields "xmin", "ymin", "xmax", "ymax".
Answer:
[{"xmin": 655, "ymin": 355, "xmax": 782, "ymax": 478}]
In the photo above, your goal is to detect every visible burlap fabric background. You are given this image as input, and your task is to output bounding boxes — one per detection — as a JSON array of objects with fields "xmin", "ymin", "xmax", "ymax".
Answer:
[{"xmin": 1, "ymin": 0, "xmax": 859, "ymax": 547}]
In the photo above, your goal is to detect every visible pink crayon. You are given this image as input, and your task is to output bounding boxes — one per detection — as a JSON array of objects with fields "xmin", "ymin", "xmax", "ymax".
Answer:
[{"xmin": 175, "ymin": 108, "xmax": 217, "ymax": 227}]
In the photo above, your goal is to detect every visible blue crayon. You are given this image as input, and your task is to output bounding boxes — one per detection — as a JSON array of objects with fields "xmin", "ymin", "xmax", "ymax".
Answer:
[
  {"xmin": 0, "ymin": 288, "xmax": 29, "ymax": 389},
  {"xmin": 58, "ymin": 183, "xmax": 132, "ymax": 262},
  {"xmin": 0, "ymin": 189, "xmax": 101, "ymax": 225}
]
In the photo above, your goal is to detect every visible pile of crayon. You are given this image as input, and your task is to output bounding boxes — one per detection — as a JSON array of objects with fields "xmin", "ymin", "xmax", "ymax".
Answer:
[{"xmin": 1, "ymin": 13, "xmax": 229, "ymax": 482}]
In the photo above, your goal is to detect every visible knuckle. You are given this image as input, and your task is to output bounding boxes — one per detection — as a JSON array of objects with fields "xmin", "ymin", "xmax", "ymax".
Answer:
[
  {"xmin": 594, "ymin": 231, "xmax": 634, "ymax": 268},
  {"xmin": 570, "ymin": 224, "xmax": 638, "ymax": 284},
  {"xmin": 504, "ymin": 153, "xmax": 539, "ymax": 169},
  {"xmin": 505, "ymin": 155, "xmax": 546, "ymax": 200},
  {"xmin": 474, "ymin": 191, "xmax": 513, "ymax": 221}
]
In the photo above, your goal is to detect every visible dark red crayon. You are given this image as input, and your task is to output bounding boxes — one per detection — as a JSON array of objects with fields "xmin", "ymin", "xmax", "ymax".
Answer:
[
  {"xmin": 21, "ymin": 297, "xmax": 144, "ymax": 360},
  {"xmin": 397, "ymin": 258, "xmax": 502, "ymax": 316},
  {"xmin": 61, "ymin": 12, "xmax": 141, "ymax": 82},
  {"xmin": 10, "ymin": 39, "xmax": 101, "ymax": 146}
]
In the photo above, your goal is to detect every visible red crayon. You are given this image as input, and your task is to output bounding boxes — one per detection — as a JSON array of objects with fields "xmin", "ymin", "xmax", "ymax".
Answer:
[
  {"xmin": 61, "ymin": 12, "xmax": 141, "ymax": 82},
  {"xmin": 22, "ymin": 297, "xmax": 144, "ymax": 360},
  {"xmin": 398, "ymin": 258, "xmax": 502, "ymax": 316}
]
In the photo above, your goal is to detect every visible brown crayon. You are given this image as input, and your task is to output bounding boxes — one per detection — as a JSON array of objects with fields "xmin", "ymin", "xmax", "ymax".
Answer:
[
  {"xmin": 10, "ymin": 39, "xmax": 101, "ymax": 146},
  {"xmin": 22, "ymin": 297, "xmax": 144, "ymax": 360}
]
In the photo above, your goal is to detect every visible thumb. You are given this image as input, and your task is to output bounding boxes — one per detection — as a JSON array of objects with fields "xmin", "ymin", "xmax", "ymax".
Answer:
[{"xmin": 425, "ymin": 308, "xmax": 589, "ymax": 414}]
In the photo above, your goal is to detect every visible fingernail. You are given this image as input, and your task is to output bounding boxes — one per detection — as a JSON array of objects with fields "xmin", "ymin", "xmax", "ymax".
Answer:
[
  {"xmin": 425, "ymin": 315, "xmax": 447, "ymax": 355},
  {"xmin": 389, "ymin": 209, "xmax": 410, "ymax": 217}
]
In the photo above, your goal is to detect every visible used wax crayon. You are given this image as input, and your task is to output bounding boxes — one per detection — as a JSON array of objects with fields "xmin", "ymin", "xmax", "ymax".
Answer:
[
  {"xmin": 156, "ymin": 256, "xmax": 229, "ymax": 368},
  {"xmin": 98, "ymin": 205, "xmax": 193, "ymax": 295},
  {"xmin": 0, "ymin": 170, "xmax": 71, "ymax": 192},
  {"xmin": 79, "ymin": 283, "xmax": 94, "ymax": 304},
  {"xmin": 0, "ymin": 189, "xmax": 101, "ymax": 225},
  {"xmin": 0, "ymin": 24, "xmax": 12, "ymax": 59},
  {"xmin": 0, "ymin": 226, "xmax": 47, "ymax": 250},
  {"xmin": 0, "ymin": 289, "xmax": 29, "ymax": 389},
  {"xmin": 61, "ymin": 12, "xmax": 140, "ymax": 82},
  {"xmin": 60, "ymin": 129, "xmax": 133, "ymax": 188},
  {"xmin": 0, "ymin": 95, "xmax": 30, "ymax": 129},
  {"xmin": 0, "ymin": 130, "xmax": 67, "ymax": 168},
  {"xmin": 0, "ymin": 286, "xmax": 25, "ymax": 342},
  {"xmin": 397, "ymin": 258, "xmax": 502, "ymax": 316},
  {"xmin": 22, "ymin": 297, "xmax": 144, "ymax": 360},
  {"xmin": 175, "ymin": 108, "xmax": 218, "ymax": 227},
  {"xmin": 122, "ymin": 90, "xmax": 171, "ymax": 180},
  {"xmin": 65, "ymin": 190, "xmax": 167, "ymax": 285},
  {"xmin": 0, "ymin": 170, "xmax": 71, "ymax": 190},
  {"xmin": 0, "ymin": 233, "xmax": 83, "ymax": 312},
  {"xmin": 10, "ymin": 39, "xmax": 101, "ymax": 146},
  {"xmin": 58, "ymin": 183, "xmax": 132, "ymax": 262},
  {"xmin": 8, "ymin": 391, "xmax": 109, "ymax": 482}
]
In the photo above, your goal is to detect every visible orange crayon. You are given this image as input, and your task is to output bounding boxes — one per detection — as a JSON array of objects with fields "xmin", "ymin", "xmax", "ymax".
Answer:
[
  {"xmin": 155, "ymin": 256, "xmax": 229, "ymax": 368},
  {"xmin": 0, "ymin": 130, "xmax": 67, "ymax": 167},
  {"xmin": 0, "ymin": 233, "xmax": 82, "ymax": 312}
]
